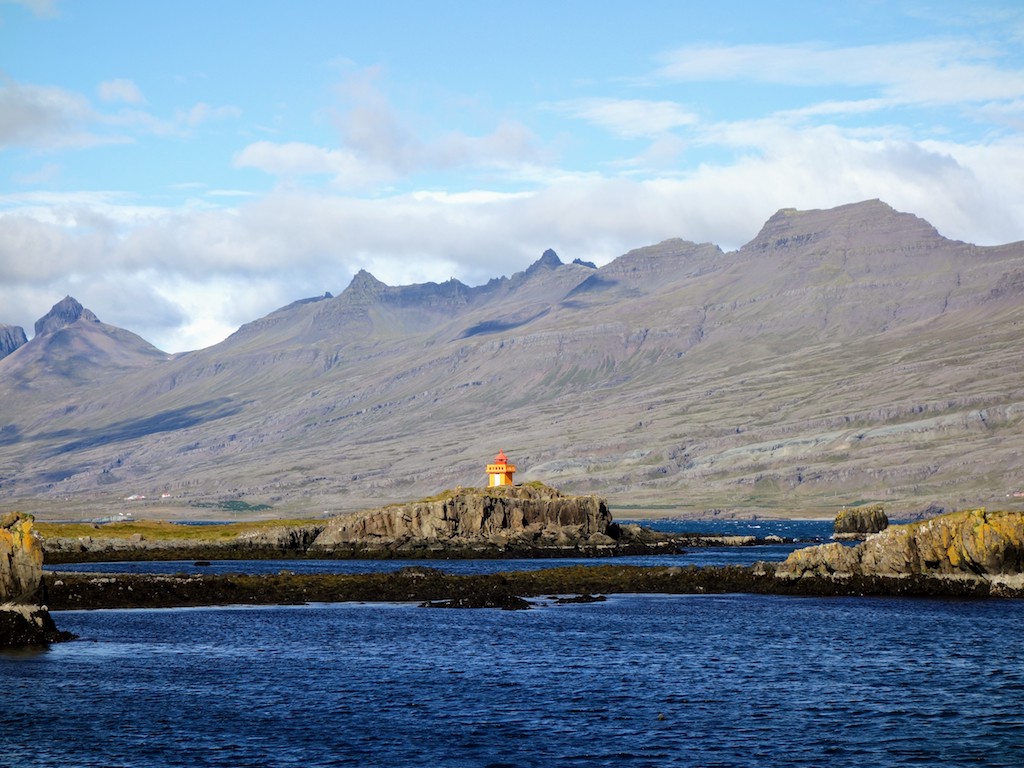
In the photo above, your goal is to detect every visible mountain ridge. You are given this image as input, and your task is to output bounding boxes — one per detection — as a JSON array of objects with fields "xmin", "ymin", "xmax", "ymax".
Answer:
[{"xmin": 2, "ymin": 199, "xmax": 1023, "ymax": 519}]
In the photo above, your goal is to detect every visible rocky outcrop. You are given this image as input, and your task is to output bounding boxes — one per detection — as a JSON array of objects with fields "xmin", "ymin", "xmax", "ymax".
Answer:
[
  {"xmin": 34, "ymin": 295, "xmax": 99, "ymax": 336},
  {"xmin": 833, "ymin": 504, "xmax": 888, "ymax": 540},
  {"xmin": 42, "ymin": 524, "xmax": 327, "ymax": 563},
  {"xmin": 0, "ymin": 324, "xmax": 27, "ymax": 360},
  {"xmin": 310, "ymin": 484, "xmax": 622, "ymax": 555},
  {"xmin": 1, "ymin": 512, "xmax": 72, "ymax": 646},
  {"xmin": 1, "ymin": 512, "xmax": 44, "ymax": 603},
  {"xmin": 778, "ymin": 508, "xmax": 1024, "ymax": 592}
]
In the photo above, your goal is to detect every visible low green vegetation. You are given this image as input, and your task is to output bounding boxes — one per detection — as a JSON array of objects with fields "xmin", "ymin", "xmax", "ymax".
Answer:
[
  {"xmin": 189, "ymin": 500, "xmax": 273, "ymax": 512},
  {"xmin": 35, "ymin": 518, "xmax": 316, "ymax": 542}
]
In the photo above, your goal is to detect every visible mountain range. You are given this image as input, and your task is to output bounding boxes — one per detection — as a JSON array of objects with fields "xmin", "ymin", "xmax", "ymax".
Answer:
[{"xmin": 2, "ymin": 199, "xmax": 1023, "ymax": 520}]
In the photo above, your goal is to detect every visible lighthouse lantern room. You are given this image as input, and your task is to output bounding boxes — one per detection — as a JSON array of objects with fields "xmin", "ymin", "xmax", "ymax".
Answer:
[{"xmin": 486, "ymin": 450, "xmax": 516, "ymax": 487}]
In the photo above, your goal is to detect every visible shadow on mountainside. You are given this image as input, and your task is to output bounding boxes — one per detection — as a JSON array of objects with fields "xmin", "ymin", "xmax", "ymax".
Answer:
[{"xmin": 37, "ymin": 398, "xmax": 246, "ymax": 455}]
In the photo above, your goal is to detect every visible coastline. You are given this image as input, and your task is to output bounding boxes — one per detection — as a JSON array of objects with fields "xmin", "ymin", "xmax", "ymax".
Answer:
[{"xmin": 43, "ymin": 562, "xmax": 1010, "ymax": 613}]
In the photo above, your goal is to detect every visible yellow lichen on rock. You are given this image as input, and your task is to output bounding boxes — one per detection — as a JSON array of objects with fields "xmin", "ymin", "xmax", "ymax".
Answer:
[
  {"xmin": 1, "ymin": 511, "xmax": 44, "ymax": 603},
  {"xmin": 778, "ymin": 508, "xmax": 1024, "ymax": 582}
]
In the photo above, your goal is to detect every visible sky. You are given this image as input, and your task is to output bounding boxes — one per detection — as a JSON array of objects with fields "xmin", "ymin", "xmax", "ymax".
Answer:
[{"xmin": 2, "ymin": 0, "xmax": 1024, "ymax": 353}]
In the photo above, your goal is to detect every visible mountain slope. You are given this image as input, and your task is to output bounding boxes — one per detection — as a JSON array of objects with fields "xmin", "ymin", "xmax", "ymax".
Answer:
[{"xmin": 1, "ymin": 200, "xmax": 1023, "ymax": 518}]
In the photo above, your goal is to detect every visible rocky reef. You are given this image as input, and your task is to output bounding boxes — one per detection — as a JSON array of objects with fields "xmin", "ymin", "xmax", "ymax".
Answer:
[
  {"xmin": 833, "ymin": 504, "xmax": 888, "ymax": 540},
  {"xmin": 777, "ymin": 508, "xmax": 1024, "ymax": 594},
  {"xmin": 43, "ymin": 561, "xmax": 1003, "ymax": 614},
  {"xmin": 1, "ymin": 512, "xmax": 73, "ymax": 647}
]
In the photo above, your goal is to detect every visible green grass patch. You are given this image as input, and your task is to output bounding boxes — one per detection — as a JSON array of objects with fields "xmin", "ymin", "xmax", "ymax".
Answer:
[
  {"xmin": 189, "ymin": 500, "xmax": 273, "ymax": 512},
  {"xmin": 35, "ymin": 517, "xmax": 318, "ymax": 542}
]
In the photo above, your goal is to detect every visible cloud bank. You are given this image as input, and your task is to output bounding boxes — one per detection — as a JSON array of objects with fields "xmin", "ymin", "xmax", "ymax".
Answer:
[{"xmin": 2, "ymin": 27, "xmax": 1024, "ymax": 353}]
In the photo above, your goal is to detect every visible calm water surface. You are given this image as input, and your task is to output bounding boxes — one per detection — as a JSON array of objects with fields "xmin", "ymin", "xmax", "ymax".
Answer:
[
  {"xmin": 4, "ymin": 594, "xmax": 1023, "ymax": 767},
  {"xmin": 43, "ymin": 518, "xmax": 836, "ymax": 576}
]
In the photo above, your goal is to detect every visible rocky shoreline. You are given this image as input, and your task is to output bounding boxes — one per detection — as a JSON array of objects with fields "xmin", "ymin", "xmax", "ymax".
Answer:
[
  {"xmin": 44, "ymin": 561, "xmax": 1004, "ymax": 613},
  {"xmin": 39, "ymin": 506, "xmax": 1024, "ymax": 614},
  {"xmin": 10, "ymin": 501, "xmax": 1024, "ymax": 647},
  {"xmin": 40, "ymin": 528, "xmax": 784, "ymax": 565}
]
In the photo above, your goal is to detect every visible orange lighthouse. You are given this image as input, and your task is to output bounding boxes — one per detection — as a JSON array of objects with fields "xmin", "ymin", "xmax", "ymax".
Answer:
[{"xmin": 486, "ymin": 450, "xmax": 516, "ymax": 487}]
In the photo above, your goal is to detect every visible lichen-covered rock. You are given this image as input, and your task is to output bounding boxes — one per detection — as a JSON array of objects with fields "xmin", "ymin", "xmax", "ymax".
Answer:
[
  {"xmin": 1, "ymin": 511, "xmax": 44, "ymax": 603},
  {"xmin": 311, "ymin": 484, "xmax": 614, "ymax": 552},
  {"xmin": 833, "ymin": 504, "xmax": 888, "ymax": 540},
  {"xmin": 1, "ymin": 512, "xmax": 72, "ymax": 647},
  {"xmin": 778, "ymin": 509, "xmax": 1024, "ymax": 588}
]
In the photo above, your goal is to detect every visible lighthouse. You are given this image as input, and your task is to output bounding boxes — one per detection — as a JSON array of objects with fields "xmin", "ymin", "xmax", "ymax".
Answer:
[{"xmin": 486, "ymin": 450, "xmax": 516, "ymax": 487}]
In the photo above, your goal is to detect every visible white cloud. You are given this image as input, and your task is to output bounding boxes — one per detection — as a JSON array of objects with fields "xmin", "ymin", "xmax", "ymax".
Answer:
[
  {"xmin": 655, "ymin": 40, "xmax": 1024, "ymax": 107},
  {"xmin": 0, "ymin": 79, "xmax": 96, "ymax": 148},
  {"xmin": 0, "ymin": 76, "xmax": 242, "ymax": 150},
  {"xmin": 552, "ymin": 98, "xmax": 699, "ymax": 138},
  {"xmin": 178, "ymin": 102, "xmax": 241, "ymax": 128},
  {"xmin": 311, "ymin": 67, "xmax": 544, "ymax": 183},
  {"xmin": 98, "ymin": 79, "xmax": 145, "ymax": 105},
  {"xmin": 234, "ymin": 140, "xmax": 394, "ymax": 189}
]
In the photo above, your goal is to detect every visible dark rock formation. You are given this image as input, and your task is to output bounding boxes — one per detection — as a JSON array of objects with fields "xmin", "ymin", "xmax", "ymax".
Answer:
[
  {"xmin": 833, "ymin": 504, "xmax": 889, "ymax": 540},
  {"xmin": 1, "ymin": 512, "xmax": 73, "ymax": 646},
  {"xmin": 42, "ymin": 524, "xmax": 326, "ymax": 564},
  {"xmin": 777, "ymin": 508, "xmax": 1024, "ymax": 594},
  {"xmin": 0, "ymin": 324, "xmax": 27, "ymax": 360},
  {"xmin": 310, "ymin": 484, "xmax": 619, "ymax": 556},
  {"xmin": 34, "ymin": 295, "xmax": 99, "ymax": 336}
]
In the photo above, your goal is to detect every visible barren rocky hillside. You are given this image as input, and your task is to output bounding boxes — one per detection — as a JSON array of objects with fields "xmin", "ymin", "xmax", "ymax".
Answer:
[{"xmin": 2, "ymin": 200, "xmax": 1023, "ymax": 519}]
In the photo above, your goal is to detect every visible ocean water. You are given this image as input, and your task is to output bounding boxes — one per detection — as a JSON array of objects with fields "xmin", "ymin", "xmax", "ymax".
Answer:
[
  {"xmin": 4, "ymin": 594, "xmax": 1023, "ymax": 767},
  {"xmin": 17, "ymin": 518, "xmax": 1020, "ymax": 767},
  {"xmin": 42, "ymin": 518, "xmax": 837, "ymax": 577}
]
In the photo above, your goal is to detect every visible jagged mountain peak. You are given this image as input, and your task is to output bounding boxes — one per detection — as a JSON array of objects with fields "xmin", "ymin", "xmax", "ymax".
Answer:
[
  {"xmin": 519, "ymin": 248, "xmax": 564, "ymax": 280},
  {"xmin": 0, "ymin": 324, "xmax": 27, "ymax": 361},
  {"xmin": 34, "ymin": 296, "xmax": 99, "ymax": 337},
  {"xmin": 343, "ymin": 269, "xmax": 389, "ymax": 299}
]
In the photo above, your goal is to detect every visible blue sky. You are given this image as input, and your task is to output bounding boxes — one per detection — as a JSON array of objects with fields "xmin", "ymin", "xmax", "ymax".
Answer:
[{"xmin": 2, "ymin": 0, "xmax": 1024, "ymax": 352}]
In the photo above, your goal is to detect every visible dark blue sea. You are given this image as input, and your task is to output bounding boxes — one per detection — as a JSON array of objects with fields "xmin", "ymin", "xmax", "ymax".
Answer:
[
  {"xmin": 40, "ymin": 518, "xmax": 835, "ymax": 577},
  {"xmin": 8, "ymin": 519, "xmax": 1024, "ymax": 767}
]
